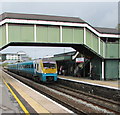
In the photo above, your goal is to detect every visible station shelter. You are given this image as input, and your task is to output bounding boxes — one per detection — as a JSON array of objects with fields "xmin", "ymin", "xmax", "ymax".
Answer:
[{"xmin": 51, "ymin": 51, "xmax": 98, "ymax": 80}]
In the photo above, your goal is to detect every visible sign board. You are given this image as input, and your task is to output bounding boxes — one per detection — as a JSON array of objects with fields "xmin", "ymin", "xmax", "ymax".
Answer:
[{"xmin": 76, "ymin": 58, "xmax": 84, "ymax": 63}]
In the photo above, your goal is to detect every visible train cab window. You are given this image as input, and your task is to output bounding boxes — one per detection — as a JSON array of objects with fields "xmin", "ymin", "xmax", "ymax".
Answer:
[{"xmin": 43, "ymin": 62, "xmax": 56, "ymax": 69}]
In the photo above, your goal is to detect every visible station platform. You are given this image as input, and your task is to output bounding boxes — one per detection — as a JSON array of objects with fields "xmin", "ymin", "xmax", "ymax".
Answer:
[
  {"xmin": 1, "ymin": 70, "xmax": 73, "ymax": 114},
  {"xmin": 58, "ymin": 75, "xmax": 119, "ymax": 89},
  {"xmin": 0, "ymin": 73, "xmax": 20, "ymax": 114}
]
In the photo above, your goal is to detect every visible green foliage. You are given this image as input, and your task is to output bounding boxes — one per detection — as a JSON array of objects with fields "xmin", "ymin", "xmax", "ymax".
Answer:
[
  {"xmin": 117, "ymin": 24, "xmax": 120, "ymax": 31},
  {"xmin": 2, "ymin": 63, "xmax": 9, "ymax": 67}
]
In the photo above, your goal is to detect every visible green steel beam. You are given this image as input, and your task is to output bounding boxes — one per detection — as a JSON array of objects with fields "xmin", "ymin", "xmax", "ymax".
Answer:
[{"xmin": 0, "ymin": 23, "xmax": 120, "ymax": 59}]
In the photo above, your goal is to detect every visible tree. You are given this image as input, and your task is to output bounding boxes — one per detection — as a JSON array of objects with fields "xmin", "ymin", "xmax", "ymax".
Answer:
[
  {"xmin": 117, "ymin": 24, "xmax": 120, "ymax": 32},
  {"xmin": 2, "ymin": 63, "xmax": 9, "ymax": 67}
]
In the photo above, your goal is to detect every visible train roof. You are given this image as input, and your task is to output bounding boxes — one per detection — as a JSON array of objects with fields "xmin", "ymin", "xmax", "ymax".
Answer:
[
  {"xmin": 8, "ymin": 63, "xmax": 17, "ymax": 66},
  {"xmin": 8, "ymin": 61, "xmax": 34, "ymax": 65},
  {"xmin": 17, "ymin": 61, "xmax": 34, "ymax": 65}
]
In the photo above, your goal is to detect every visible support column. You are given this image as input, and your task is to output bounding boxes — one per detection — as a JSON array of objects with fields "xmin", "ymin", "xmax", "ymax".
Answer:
[
  {"xmin": 102, "ymin": 60, "xmax": 105, "ymax": 80},
  {"xmin": 103, "ymin": 42, "xmax": 106, "ymax": 58},
  {"xmin": 119, "ymin": 61, "xmax": 120, "ymax": 79},
  {"xmin": 89, "ymin": 61, "xmax": 92, "ymax": 78},
  {"xmin": 98, "ymin": 37, "xmax": 100, "ymax": 55},
  {"xmin": 84, "ymin": 27, "xmax": 86, "ymax": 45},
  {"xmin": 6, "ymin": 23, "xmax": 8, "ymax": 44},
  {"xmin": 73, "ymin": 28, "xmax": 74, "ymax": 43},
  {"xmin": 60, "ymin": 26, "xmax": 62, "ymax": 43},
  {"xmin": 34, "ymin": 24, "xmax": 37, "ymax": 42}
]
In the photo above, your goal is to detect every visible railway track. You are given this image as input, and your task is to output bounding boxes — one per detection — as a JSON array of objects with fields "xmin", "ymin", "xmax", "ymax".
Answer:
[
  {"xmin": 3, "ymin": 69, "xmax": 120, "ymax": 115},
  {"xmin": 47, "ymin": 84, "xmax": 120, "ymax": 114}
]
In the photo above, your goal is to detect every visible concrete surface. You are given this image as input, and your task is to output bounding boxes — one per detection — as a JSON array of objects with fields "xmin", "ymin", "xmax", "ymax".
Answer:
[{"xmin": 0, "ymin": 69, "xmax": 21, "ymax": 114}]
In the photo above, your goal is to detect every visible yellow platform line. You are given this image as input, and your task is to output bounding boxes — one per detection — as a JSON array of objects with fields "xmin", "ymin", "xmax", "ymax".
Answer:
[
  {"xmin": 2, "ymin": 75, "xmax": 50, "ymax": 113},
  {"xmin": 2, "ymin": 79, "xmax": 30, "ymax": 115},
  {"xmin": 11, "ymin": 84, "xmax": 50, "ymax": 113}
]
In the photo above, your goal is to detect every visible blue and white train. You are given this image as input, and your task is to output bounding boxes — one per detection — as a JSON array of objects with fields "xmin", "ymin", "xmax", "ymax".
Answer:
[{"xmin": 7, "ymin": 59, "xmax": 58, "ymax": 82}]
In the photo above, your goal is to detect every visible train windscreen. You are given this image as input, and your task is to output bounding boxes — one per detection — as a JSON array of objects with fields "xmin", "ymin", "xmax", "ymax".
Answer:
[{"xmin": 43, "ymin": 62, "xmax": 56, "ymax": 69}]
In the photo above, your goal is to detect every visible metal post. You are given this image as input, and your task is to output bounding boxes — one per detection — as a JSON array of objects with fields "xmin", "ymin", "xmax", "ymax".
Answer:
[
  {"xmin": 84, "ymin": 27, "xmax": 86, "ymax": 45},
  {"xmin": 90, "ymin": 61, "xmax": 92, "ymax": 78},
  {"xmin": 102, "ymin": 60, "xmax": 105, "ymax": 80},
  {"xmin": 6, "ymin": 23, "xmax": 9, "ymax": 44},
  {"xmin": 34, "ymin": 24, "xmax": 36, "ymax": 42},
  {"xmin": 98, "ymin": 37, "xmax": 101, "ymax": 55},
  {"xmin": 103, "ymin": 42, "xmax": 106, "ymax": 58},
  {"xmin": 60, "ymin": 26, "xmax": 62, "ymax": 43},
  {"xmin": 83, "ymin": 51, "xmax": 85, "ymax": 77},
  {"xmin": 73, "ymin": 28, "xmax": 74, "ymax": 43}
]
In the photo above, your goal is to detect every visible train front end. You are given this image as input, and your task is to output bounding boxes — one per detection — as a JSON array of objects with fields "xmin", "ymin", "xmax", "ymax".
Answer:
[{"xmin": 41, "ymin": 60, "xmax": 58, "ymax": 82}]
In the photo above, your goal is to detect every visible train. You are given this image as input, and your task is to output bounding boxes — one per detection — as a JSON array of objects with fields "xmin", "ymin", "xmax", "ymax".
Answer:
[{"xmin": 7, "ymin": 59, "xmax": 58, "ymax": 82}]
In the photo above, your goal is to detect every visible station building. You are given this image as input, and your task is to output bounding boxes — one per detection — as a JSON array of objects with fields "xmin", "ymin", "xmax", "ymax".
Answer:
[
  {"xmin": 0, "ymin": 12, "xmax": 120, "ymax": 80},
  {"xmin": 0, "ymin": 51, "xmax": 30, "ymax": 62}
]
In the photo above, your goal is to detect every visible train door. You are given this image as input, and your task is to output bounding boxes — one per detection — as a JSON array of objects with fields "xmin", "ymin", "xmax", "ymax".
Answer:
[
  {"xmin": 34, "ymin": 61, "xmax": 39, "ymax": 74},
  {"xmin": 34, "ymin": 60, "xmax": 43, "ymax": 74},
  {"xmin": 35, "ymin": 60, "xmax": 42, "ymax": 73},
  {"xmin": 35, "ymin": 63, "xmax": 39, "ymax": 72},
  {"xmin": 39, "ymin": 61, "xmax": 43, "ymax": 73}
]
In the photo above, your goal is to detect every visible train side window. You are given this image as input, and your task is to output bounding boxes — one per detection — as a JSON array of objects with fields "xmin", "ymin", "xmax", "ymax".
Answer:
[
  {"xmin": 23, "ymin": 65, "xmax": 25, "ymax": 68},
  {"xmin": 35, "ymin": 64, "xmax": 36, "ymax": 69},
  {"xmin": 31, "ymin": 64, "xmax": 33, "ymax": 68}
]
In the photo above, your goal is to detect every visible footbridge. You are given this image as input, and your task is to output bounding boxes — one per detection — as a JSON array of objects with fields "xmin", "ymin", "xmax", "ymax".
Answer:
[{"xmin": 0, "ymin": 12, "xmax": 120, "ymax": 80}]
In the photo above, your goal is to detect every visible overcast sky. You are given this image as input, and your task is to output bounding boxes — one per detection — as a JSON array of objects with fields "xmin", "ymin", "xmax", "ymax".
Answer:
[
  {"xmin": 1, "ymin": 2, "xmax": 118, "ymax": 28},
  {"xmin": 0, "ymin": 1, "xmax": 119, "ymax": 59}
]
